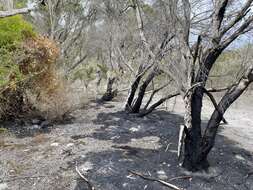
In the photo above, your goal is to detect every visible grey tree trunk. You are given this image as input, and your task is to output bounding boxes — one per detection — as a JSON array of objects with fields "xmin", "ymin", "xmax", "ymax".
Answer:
[{"xmin": 1, "ymin": 0, "xmax": 13, "ymax": 10}]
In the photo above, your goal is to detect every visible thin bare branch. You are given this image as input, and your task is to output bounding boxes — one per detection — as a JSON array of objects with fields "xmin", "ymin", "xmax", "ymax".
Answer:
[
  {"xmin": 75, "ymin": 165, "xmax": 95, "ymax": 190},
  {"xmin": 0, "ymin": 7, "xmax": 33, "ymax": 18},
  {"xmin": 128, "ymin": 170, "xmax": 182, "ymax": 190}
]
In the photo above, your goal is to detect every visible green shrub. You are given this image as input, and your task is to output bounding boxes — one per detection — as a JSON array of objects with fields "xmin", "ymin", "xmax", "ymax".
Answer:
[
  {"xmin": 0, "ymin": 15, "xmax": 35, "ymax": 48},
  {"xmin": 0, "ymin": 15, "xmax": 35, "ymax": 93}
]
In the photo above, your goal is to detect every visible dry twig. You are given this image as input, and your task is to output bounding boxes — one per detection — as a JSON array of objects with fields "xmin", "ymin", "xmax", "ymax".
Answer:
[
  {"xmin": 128, "ymin": 170, "xmax": 183, "ymax": 190},
  {"xmin": 75, "ymin": 165, "xmax": 95, "ymax": 190}
]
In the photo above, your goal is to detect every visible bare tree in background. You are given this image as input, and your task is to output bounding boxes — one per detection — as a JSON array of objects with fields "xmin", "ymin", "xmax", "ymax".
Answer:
[
  {"xmin": 124, "ymin": 0, "xmax": 176, "ymax": 114},
  {"xmin": 0, "ymin": 0, "xmax": 33, "ymax": 17}
]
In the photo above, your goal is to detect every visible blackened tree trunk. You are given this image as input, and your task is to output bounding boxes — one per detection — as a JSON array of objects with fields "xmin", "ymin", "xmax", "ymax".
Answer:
[
  {"xmin": 181, "ymin": 88, "xmax": 208, "ymax": 171},
  {"xmin": 182, "ymin": 67, "xmax": 253, "ymax": 171},
  {"xmin": 101, "ymin": 77, "xmax": 118, "ymax": 101},
  {"xmin": 124, "ymin": 74, "xmax": 142, "ymax": 111},
  {"xmin": 131, "ymin": 69, "xmax": 157, "ymax": 113},
  {"xmin": 200, "ymin": 70, "xmax": 253, "ymax": 160},
  {"xmin": 180, "ymin": 43, "xmax": 223, "ymax": 170}
]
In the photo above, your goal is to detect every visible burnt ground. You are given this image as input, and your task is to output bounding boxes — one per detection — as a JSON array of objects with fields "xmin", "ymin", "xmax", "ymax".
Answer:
[{"xmin": 0, "ymin": 94, "xmax": 253, "ymax": 190}]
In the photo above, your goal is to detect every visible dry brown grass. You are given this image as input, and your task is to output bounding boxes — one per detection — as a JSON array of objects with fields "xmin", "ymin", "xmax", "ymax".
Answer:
[
  {"xmin": 21, "ymin": 36, "xmax": 75, "ymax": 121},
  {"xmin": 0, "ymin": 35, "xmax": 77, "ymax": 121}
]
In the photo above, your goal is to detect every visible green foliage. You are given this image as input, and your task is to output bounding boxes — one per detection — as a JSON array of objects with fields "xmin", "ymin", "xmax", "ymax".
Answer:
[
  {"xmin": 0, "ymin": 127, "xmax": 7, "ymax": 134},
  {"xmin": 14, "ymin": 0, "xmax": 28, "ymax": 8},
  {"xmin": 216, "ymin": 50, "xmax": 238, "ymax": 63},
  {"xmin": 97, "ymin": 63, "xmax": 109, "ymax": 79},
  {"xmin": 0, "ymin": 15, "xmax": 35, "ymax": 48},
  {"xmin": 209, "ymin": 49, "xmax": 246, "ymax": 87},
  {"xmin": 0, "ymin": 15, "xmax": 37, "ymax": 120},
  {"xmin": 142, "ymin": 4, "xmax": 155, "ymax": 16},
  {"xmin": 73, "ymin": 65, "xmax": 96, "ymax": 82},
  {"xmin": 0, "ymin": 15, "xmax": 35, "ymax": 88},
  {"xmin": 0, "ymin": 48, "xmax": 23, "ymax": 88}
]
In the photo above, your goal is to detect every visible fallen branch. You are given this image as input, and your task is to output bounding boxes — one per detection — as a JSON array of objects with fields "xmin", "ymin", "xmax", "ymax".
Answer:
[
  {"xmin": 75, "ymin": 165, "xmax": 95, "ymax": 190},
  {"xmin": 0, "ymin": 8, "xmax": 33, "ymax": 18},
  {"xmin": 169, "ymin": 175, "xmax": 192, "ymax": 181},
  {"xmin": 128, "ymin": 170, "xmax": 182, "ymax": 190}
]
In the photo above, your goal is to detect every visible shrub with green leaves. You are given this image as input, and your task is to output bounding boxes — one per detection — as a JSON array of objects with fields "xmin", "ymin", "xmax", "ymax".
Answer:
[
  {"xmin": 0, "ymin": 15, "xmax": 35, "ymax": 86},
  {"xmin": 0, "ymin": 15, "xmax": 35, "ymax": 48},
  {"xmin": 0, "ymin": 15, "xmax": 36, "ymax": 120}
]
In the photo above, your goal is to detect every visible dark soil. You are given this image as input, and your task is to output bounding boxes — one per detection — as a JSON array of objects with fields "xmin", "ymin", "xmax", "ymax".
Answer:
[{"xmin": 0, "ymin": 95, "xmax": 253, "ymax": 190}]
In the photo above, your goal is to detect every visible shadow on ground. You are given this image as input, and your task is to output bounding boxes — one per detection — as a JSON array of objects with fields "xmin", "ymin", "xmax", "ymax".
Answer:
[
  {"xmin": 1, "ymin": 99, "xmax": 253, "ymax": 190},
  {"xmin": 70, "ymin": 110, "xmax": 253, "ymax": 190}
]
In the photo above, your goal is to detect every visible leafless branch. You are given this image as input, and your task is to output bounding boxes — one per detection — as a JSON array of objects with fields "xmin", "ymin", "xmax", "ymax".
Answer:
[
  {"xmin": 128, "ymin": 170, "xmax": 182, "ymax": 190},
  {"xmin": 75, "ymin": 165, "xmax": 95, "ymax": 190},
  {"xmin": 203, "ymin": 88, "xmax": 228, "ymax": 124},
  {"xmin": 0, "ymin": 7, "xmax": 33, "ymax": 18}
]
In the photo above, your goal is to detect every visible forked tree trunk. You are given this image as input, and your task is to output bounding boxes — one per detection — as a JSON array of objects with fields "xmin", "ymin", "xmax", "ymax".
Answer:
[
  {"xmin": 182, "ymin": 67, "xmax": 253, "ymax": 171},
  {"xmin": 181, "ymin": 49, "xmax": 222, "ymax": 171},
  {"xmin": 131, "ymin": 70, "xmax": 157, "ymax": 113}
]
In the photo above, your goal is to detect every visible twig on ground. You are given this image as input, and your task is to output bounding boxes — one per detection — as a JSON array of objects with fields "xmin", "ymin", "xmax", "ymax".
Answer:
[
  {"xmin": 165, "ymin": 143, "xmax": 172, "ymax": 152},
  {"xmin": 128, "ymin": 170, "xmax": 183, "ymax": 190},
  {"xmin": 75, "ymin": 165, "xmax": 95, "ymax": 190},
  {"xmin": 169, "ymin": 175, "xmax": 192, "ymax": 181}
]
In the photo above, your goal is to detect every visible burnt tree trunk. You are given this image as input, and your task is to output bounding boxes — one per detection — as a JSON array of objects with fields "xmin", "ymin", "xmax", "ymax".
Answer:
[
  {"xmin": 124, "ymin": 75, "xmax": 142, "ymax": 111},
  {"xmin": 131, "ymin": 70, "xmax": 157, "ymax": 113},
  {"xmin": 180, "ymin": 47, "xmax": 223, "ymax": 171},
  {"xmin": 101, "ymin": 77, "xmax": 118, "ymax": 101},
  {"xmin": 182, "ymin": 67, "xmax": 253, "ymax": 171},
  {"xmin": 200, "ymin": 72, "xmax": 253, "ymax": 160},
  {"xmin": 181, "ymin": 87, "xmax": 209, "ymax": 171}
]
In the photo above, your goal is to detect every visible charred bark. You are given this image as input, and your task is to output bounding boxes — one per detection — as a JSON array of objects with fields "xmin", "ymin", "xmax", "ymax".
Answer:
[
  {"xmin": 181, "ymin": 88, "xmax": 206, "ymax": 171},
  {"xmin": 143, "ymin": 81, "xmax": 171, "ymax": 110},
  {"xmin": 139, "ymin": 92, "xmax": 179, "ymax": 117},
  {"xmin": 182, "ymin": 67, "xmax": 253, "ymax": 171},
  {"xmin": 124, "ymin": 75, "xmax": 142, "ymax": 111},
  {"xmin": 101, "ymin": 77, "xmax": 118, "ymax": 101},
  {"xmin": 200, "ymin": 69, "xmax": 253, "ymax": 160},
  {"xmin": 131, "ymin": 70, "xmax": 157, "ymax": 113}
]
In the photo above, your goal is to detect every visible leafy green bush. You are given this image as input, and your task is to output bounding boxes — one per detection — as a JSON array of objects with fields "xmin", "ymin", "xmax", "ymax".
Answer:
[
  {"xmin": 0, "ymin": 15, "xmax": 36, "ymax": 87},
  {"xmin": 0, "ymin": 15, "xmax": 35, "ymax": 48},
  {"xmin": 0, "ymin": 15, "xmax": 74, "ymax": 121}
]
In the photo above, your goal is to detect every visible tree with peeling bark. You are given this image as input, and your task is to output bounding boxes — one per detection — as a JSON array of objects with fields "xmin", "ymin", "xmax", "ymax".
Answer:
[{"xmin": 157, "ymin": 0, "xmax": 253, "ymax": 171}]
